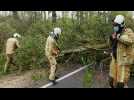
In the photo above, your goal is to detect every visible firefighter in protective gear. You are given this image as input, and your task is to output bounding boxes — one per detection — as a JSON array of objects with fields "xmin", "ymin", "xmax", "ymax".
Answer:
[
  {"xmin": 109, "ymin": 28, "xmax": 134, "ymax": 88},
  {"xmin": 4, "ymin": 33, "xmax": 21, "ymax": 73},
  {"xmin": 112, "ymin": 15, "xmax": 125, "ymax": 59},
  {"xmin": 109, "ymin": 15, "xmax": 125, "ymax": 88},
  {"xmin": 45, "ymin": 27, "xmax": 61, "ymax": 84}
]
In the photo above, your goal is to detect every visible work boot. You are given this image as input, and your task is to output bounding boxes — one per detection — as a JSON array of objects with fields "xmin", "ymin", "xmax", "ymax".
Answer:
[
  {"xmin": 49, "ymin": 76, "xmax": 59, "ymax": 85},
  {"xmin": 49, "ymin": 79, "xmax": 57, "ymax": 85},
  {"xmin": 108, "ymin": 76, "xmax": 115, "ymax": 88},
  {"xmin": 55, "ymin": 76, "xmax": 59, "ymax": 80},
  {"xmin": 116, "ymin": 82, "xmax": 124, "ymax": 88}
]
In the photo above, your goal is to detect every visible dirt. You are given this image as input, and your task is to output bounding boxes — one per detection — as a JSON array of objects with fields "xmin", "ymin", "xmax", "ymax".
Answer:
[
  {"xmin": 0, "ymin": 68, "xmax": 48, "ymax": 88},
  {"xmin": 90, "ymin": 70, "xmax": 109, "ymax": 88},
  {"xmin": 1, "ymin": 62, "xmax": 134, "ymax": 88},
  {"xmin": 0, "ymin": 63, "xmax": 82, "ymax": 88},
  {"xmin": 90, "ymin": 63, "xmax": 134, "ymax": 88}
]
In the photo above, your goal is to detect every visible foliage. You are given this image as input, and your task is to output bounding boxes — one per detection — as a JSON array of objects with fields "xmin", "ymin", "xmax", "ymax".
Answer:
[
  {"xmin": 0, "ymin": 11, "xmax": 134, "ymax": 74},
  {"xmin": 83, "ymin": 67, "xmax": 94, "ymax": 87},
  {"xmin": 15, "ymin": 34, "xmax": 45, "ymax": 70}
]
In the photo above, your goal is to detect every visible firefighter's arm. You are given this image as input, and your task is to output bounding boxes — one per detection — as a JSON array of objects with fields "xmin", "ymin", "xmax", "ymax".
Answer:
[
  {"xmin": 55, "ymin": 41, "xmax": 60, "ymax": 52},
  {"xmin": 118, "ymin": 34, "xmax": 133, "ymax": 46},
  {"xmin": 52, "ymin": 47, "xmax": 60, "ymax": 57},
  {"xmin": 52, "ymin": 42, "xmax": 60, "ymax": 56},
  {"xmin": 16, "ymin": 40, "xmax": 20, "ymax": 48}
]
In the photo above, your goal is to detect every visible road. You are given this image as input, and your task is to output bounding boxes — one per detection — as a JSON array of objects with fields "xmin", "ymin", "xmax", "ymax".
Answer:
[
  {"xmin": 40, "ymin": 65, "xmax": 91, "ymax": 88},
  {"xmin": 49, "ymin": 68, "xmax": 85, "ymax": 88},
  {"xmin": 40, "ymin": 64, "xmax": 134, "ymax": 88}
]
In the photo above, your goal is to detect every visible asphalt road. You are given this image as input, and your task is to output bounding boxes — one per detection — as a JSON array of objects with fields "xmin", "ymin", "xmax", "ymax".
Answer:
[
  {"xmin": 40, "ymin": 65, "xmax": 134, "ymax": 88},
  {"xmin": 48, "ymin": 68, "xmax": 86, "ymax": 88}
]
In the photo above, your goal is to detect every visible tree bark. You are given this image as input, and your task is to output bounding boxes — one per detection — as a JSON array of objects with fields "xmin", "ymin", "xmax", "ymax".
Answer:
[{"xmin": 52, "ymin": 11, "xmax": 57, "ymax": 24}]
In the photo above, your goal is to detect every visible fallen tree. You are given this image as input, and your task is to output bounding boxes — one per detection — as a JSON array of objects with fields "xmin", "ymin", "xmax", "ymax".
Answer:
[
  {"xmin": 57, "ymin": 43, "xmax": 111, "ymax": 65},
  {"xmin": 59, "ymin": 43, "xmax": 110, "ymax": 57}
]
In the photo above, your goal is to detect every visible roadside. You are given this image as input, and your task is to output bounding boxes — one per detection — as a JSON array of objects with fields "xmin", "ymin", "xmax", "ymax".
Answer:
[{"xmin": 0, "ymin": 63, "xmax": 83, "ymax": 88}]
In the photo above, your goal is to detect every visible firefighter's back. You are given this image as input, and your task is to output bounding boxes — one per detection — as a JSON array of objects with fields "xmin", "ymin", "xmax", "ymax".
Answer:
[
  {"xmin": 6, "ymin": 38, "xmax": 18, "ymax": 54},
  {"xmin": 45, "ymin": 36, "xmax": 55, "ymax": 57}
]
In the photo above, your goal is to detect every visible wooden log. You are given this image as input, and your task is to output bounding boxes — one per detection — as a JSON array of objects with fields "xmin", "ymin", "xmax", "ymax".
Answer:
[{"xmin": 59, "ymin": 44, "xmax": 110, "ymax": 57}]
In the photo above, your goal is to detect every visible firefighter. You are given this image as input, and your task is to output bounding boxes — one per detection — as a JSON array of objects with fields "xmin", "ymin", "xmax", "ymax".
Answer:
[
  {"xmin": 45, "ymin": 27, "xmax": 61, "ymax": 84},
  {"xmin": 109, "ymin": 15, "xmax": 134, "ymax": 88},
  {"xmin": 4, "ymin": 33, "xmax": 21, "ymax": 73},
  {"xmin": 111, "ymin": 15, "xmax": 125, "ymax": 60},
  {"xmin": 109, "ymin": 15, "xmax": 125, "ymax": 88},
  {"xmin": 116, "ymin": 28, "xmax": 134, "ymax": 88}
]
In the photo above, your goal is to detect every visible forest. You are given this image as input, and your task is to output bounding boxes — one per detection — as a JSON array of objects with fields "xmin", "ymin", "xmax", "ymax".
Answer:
[{"xmin": 0, "ymin": 11, "xmax": 134, "ymax": 88}]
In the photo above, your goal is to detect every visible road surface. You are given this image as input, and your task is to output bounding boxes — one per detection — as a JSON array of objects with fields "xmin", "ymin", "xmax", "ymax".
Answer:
[
  {"xmin": 40, "ymin": 64, "xmax": 91, "ymax": 88},
  {"xmin": 40, "ymin": 64, "xmax": 134, "ymax": 88},
  {"xmin": 49, "ymin": 68, "xmax": 85, "ymax": 88}
]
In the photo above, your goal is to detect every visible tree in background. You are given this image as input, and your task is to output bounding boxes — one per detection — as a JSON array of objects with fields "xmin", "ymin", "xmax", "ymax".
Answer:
[{"xmin": 0, "ymin": 11, "xmax": 134, "ymax": 73}]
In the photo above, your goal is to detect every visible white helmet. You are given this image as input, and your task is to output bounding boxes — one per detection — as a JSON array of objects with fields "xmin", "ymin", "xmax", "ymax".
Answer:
[
  {"xmin": 53, "ymin": 27, "xmax": 61, "ymax": 35},
  {"xmin": 114, "ymin": 15, "xmax": 125, "ymax": 24},
  {"xmin": 13, "ymin": 33, "xmax": 21, "ymax": 38}
]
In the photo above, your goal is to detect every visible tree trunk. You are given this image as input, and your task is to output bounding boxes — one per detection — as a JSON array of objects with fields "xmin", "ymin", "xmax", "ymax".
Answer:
[
  {"xmin": 43, "ymin": 11, "xmax": 46, "ymax": 21},
  {"xmin": 71, "ymin": 11, "xmax": 75, "ymax": 24},
  {"xmin": 12, "ymin": 11, "xmax": 20, "ymax": 20},
  {"xmin": 76, "ymin": 11, "xmax": 80, "ymax": 24},
  {"xmin": 80, "ymin": 11, "xmax": 84, "ymax": 25},
  {"xmin": 52, "ymin": 11, "xmax": 57, "ymax": 25}
]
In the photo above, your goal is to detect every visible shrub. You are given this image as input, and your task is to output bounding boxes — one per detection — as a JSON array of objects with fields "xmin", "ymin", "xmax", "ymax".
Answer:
[{"xmin": 15, "ymin": 34, "xmax": 46, "ymax": 70}]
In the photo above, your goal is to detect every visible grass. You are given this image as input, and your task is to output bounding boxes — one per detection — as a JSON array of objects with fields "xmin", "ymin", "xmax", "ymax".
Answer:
[
  {"xmin": 31, "ymin": 69, "xmax": 48, "ymax": 81},
  {"xmin": 83, "ymin": 67, "xmax": 94, "ymax": 88},
  {"xmin": 31, "ymin": 74, "xmax": 43, "ymax": 81},
  {"xmin": 79, "ymin": 54, "xmax": 95, "ymax": 88}
]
